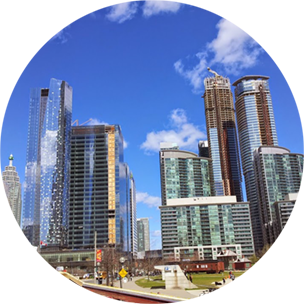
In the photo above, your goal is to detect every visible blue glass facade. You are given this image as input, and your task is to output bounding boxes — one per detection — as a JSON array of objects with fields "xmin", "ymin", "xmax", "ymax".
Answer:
[
  {"xmin": 234, "ymin": 76, "xmax": 278, "ymax": 251},
  {"xmin": 22, "ymin": 79, "xmax": 73, "ymax": 248}
]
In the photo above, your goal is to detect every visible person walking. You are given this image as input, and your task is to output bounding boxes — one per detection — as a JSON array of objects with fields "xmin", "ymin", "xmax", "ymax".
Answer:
[
  {"xmin": 230, "ymin": 273, "xmax": 235, "ymax": 284},
  {"xmin": 189, "ymin": 274, "xmax": 193, "ymax": 283}
]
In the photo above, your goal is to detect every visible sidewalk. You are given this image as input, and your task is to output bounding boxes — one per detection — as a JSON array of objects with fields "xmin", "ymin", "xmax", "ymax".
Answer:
[{"xmin": 115, "ymin": 271, "xmax": 304, "ymax": 300}]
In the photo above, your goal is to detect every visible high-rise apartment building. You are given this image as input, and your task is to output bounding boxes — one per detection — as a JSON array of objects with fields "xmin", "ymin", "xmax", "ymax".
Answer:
[
  {"xmin": 159, "ymin": 143, "xmax": 214, "ymax": 205},
  {"xmin": 203, "ymin": 69, "xmax": 243, "ymax": 202},
  {"xmin": 160, "ymin": 196, "xmax": 254, "ymax": 260},
  {"xmin": 22, "ymin": 79, "xmax": 72, "ymax": 248},
  {"xmin": 68, "ymin": 124, "xmax": 132, "ymax": 254},
  {"xmin": 274, "ymin": 193, "xmax": 304, "ymax": 248},
  {"xmin": 2, "ymin": 155, "xmax": 22, "ymax": 225},
  {"xmin": 233, "ymin": 75, "xmax": 278, "ymax": 251},
  {"xmin": 253, "ymin": 146, "xmax": 303, "ymax": 246},
  {"xmin": 137, "ymin": 218, "xmax": 150, "ymax": 253}
]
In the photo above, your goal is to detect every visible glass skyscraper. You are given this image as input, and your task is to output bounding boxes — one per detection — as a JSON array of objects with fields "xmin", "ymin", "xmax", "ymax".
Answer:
[
  {"xmin": 203, "ymin": 70, "xmax": 243, "ymax": 202},
  {"xmin": 22, "ymin": 79, "xmax": 72, "ymax": 248},
  {"xmin": 159, "ymin": 143, "xmax": 214, "ymax": 205},
  {"xmin": 253, "ymin": 146, "xmax": 303, "ymax": 246},
  {"xmin": 2, "ymin": 155, "xmax": 22, "ymax": 226},
  {"xmin": 68, "ymin": 124, "xmax": 132, "ymax": 255},
  {"xmin": 233, "ymin": 75, "xmax": 278, "ymax": 251}
]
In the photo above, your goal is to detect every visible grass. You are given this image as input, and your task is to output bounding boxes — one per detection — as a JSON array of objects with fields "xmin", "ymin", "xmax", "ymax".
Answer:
[
  {"xmin": 190, "ymin": 271, "xmax": 245, "ymax": 289},
  {"xmin": 135, "ymin": 276, "xmax": 165, "ymax": 288},
  {"xmin": 270, "ymin": 273, "xmax": 304, "ymax": 287},
  {"xmin": 135, "ymin": 271, "xmax": 246, "ymax": 290}
]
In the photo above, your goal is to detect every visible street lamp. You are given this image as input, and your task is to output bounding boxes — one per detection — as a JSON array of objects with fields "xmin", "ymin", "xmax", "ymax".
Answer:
[{"xmin": 119, "ymin": 257, "xmax": 126, "ymax": 288}]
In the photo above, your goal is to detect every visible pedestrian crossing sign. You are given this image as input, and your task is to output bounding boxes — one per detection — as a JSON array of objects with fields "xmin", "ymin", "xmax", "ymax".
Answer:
[{"xmin": 119, "ymin": 268, "xmax": 128, "ymax": 278}]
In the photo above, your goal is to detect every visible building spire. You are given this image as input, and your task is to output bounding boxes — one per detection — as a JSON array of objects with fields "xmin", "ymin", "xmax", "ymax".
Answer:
[{"xmin": 9, "ymin": 154, "xmax": 13, "ymax": 166}]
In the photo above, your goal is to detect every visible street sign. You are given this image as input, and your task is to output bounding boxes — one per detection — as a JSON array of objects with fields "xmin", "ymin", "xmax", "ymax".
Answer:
[{"xmin": 119, "ymin": 268, "xmax": 128, "ymax": 278}]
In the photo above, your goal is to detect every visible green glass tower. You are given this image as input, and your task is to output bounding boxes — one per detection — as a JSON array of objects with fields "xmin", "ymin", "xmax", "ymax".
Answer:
[{"xmin": 253, "ymin": 146, "xmax": 303, "ymax": 246}]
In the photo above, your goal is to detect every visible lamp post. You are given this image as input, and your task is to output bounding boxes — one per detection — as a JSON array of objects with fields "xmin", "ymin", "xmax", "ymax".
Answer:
[{"xmin": 119, "ymin": 257, "xmax": 125, "ymax": 288}]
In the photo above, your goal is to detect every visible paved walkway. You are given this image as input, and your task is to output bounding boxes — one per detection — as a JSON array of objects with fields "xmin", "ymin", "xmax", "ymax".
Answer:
[{"xmin": 111, "ymin": 271, "xmax": 304, "ymax": 300}]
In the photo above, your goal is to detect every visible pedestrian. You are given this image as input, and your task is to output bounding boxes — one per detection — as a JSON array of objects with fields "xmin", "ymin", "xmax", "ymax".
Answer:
[
  {"xmin": 189, "ymin": 274, "xmax": 193, "ymax": 283},
  {"xmin": 230, "ymin": 274, "xmax": 235, "ymax": 284},
  {"xmin": 222, "ymin": 278, "xmax": 225, "ymax": 284}
]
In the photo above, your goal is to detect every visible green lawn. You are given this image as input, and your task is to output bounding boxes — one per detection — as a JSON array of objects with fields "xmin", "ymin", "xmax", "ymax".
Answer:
[
  {"xmin": 135, "ymin": 271, "xmax": 245, "ymax": 289},
  {"xmin": 270, "ymin": 273, "xmax": 304, "ymax": 287},
  {"xmin": 190, "ymin": 271, "xmax": 245, "ymax": 289},
  {"xmin": 135, "ymin": 276, "xmax": 165, "ymax": 288}
]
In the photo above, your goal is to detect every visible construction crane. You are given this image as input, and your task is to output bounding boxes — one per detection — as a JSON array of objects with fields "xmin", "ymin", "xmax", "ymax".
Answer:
[
  {"xmin": 72, "ymin": 118, "xmax": 93, "ymax": 126},
  {"xmin": 207, "ymin": 67, "xmax": 221, "ymax": 78}
]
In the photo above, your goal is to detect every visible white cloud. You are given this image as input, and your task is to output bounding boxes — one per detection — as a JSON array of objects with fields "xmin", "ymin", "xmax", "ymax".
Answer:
[
  {"xmin": 140, "ymin": 108, "xmax": 206, "ymax": 153},
  {"xmin": 51, "ymin": 26, "xmax": 71, "ymax": 44},
  {"xmin": 175, "ymin": 0, "xmax": 304, "ymax": 90},
  {"xmin": 87, "ymin": 118, "xmax": 109, "ymax": 126},
  {"xmin": 123, "ymin": 140, "xmax": 128, "ymax": 149},
  {"xmin": 174, "ymin": 52, "xmax": 208, "ymax": 93},
  {"xmin": 142, "ymin": 1, "xmax": 182, "ymax": 17},
  {"xmin": 10, "ymin": 0, "xmax": 91, "ymax": 39},
  {"xmin": 136, "ymin": 192, "xmax": 161, "ymax": 208},
  {"xmin": 106, "ymin": 2, "xmax": 138, "ymax": 24}
]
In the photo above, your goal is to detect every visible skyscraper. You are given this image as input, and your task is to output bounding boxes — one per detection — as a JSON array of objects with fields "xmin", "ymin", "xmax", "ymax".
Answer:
[
  {"xmin": 253, "ymin": 146, "xmax": 303, "ymax": 246},
  {"xmin": 68, "ymin": 124, "xmax": 132, "ymax": 254},
  {"xmin": 137, "ymin": 218, "xmax": 150, "ymax": 253},
  {"xmin": 2, "ymin": 155, "xmax": 22, "ymax": 225},
  {"xmin": 203, "ymin": 68, "xmax": 243, "ymax": 202},
  {"xmin": 159, "ymin": 143, "xmax": 214, "ymax": 205},
  {"xmin": 129, "ymin": 172, "xmax": 138, "ymax": 258},
  {"xmin": 233, "ymin": 75, "xmax": 278, "ymax": 251},
  {"xmin": 22, "ymin": 79, "xmax": 72, "ymax": 248}
]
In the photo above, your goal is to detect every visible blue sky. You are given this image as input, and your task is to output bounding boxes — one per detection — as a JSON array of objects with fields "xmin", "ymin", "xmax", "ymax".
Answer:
[{"xmin": 1, "ymin": 1, "xmax": 303, "ymax": 250}]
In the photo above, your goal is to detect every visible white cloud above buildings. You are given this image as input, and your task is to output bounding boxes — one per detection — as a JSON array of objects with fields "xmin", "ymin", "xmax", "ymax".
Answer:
[
  {"xmin": 9, "ymin": 0, "xmax": 91, "ymax": 39},
  {"xmin": 9, "ymin": 0, "xmax": 198, "ymax": 39},
  {"xmin": 136, "ymin": 192, "xmax": 161, "ymax": 208},
  {"xmin": 87, "ymin": 118, "xmax": 109, "ymax": 126},
  {"xmin": 174, "ymin": 0, "xmax": 304, "ymax": 90},
  {"xmin": 142, "ymin": 1, "xmax": 182, "ymax": 17},
  {"xmin": 105, "ymin": 2, "xmax": 139, "ymax": 24},
  {"xmin": 140, "ymin": 108, "xmax": 206, "ymax": 153}
]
